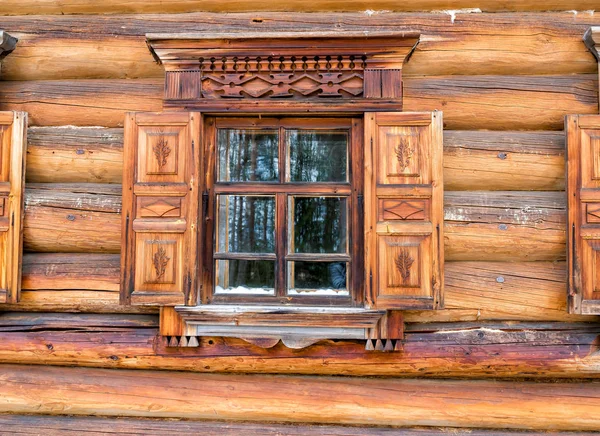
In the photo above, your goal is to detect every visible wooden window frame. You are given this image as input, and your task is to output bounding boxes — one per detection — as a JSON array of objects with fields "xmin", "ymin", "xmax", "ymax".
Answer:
[
  {"xmin": 123, "ymin": 31, "xmax": 446, "ymax": 351},
  {"xmin": 201, "ymin": 116, "xmax": 364, "ymax": 307}
]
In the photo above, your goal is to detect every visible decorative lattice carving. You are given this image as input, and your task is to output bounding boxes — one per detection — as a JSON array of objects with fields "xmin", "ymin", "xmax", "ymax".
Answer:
[{"xmin": 167, "ymin": 55, "xmax": 367, "ymax": 100}]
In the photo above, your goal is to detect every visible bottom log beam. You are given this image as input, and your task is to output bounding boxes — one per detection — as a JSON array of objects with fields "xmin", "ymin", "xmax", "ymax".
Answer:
[
  {"xmin": 0, "ymin": 415, "xmax": 593, "ymax": 436},
  {"xmin": 1, "ymin": 364, "xmax": 600, "ymax": 431},
  {"xmin": 1, "ymin": 313, "xmax": 600, "ymax": 379}
]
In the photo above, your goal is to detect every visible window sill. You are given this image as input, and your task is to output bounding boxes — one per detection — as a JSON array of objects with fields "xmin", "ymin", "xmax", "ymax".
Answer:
[{"xmin": 174, "ymin": 305, "xmax": 387, "ymax": 349}]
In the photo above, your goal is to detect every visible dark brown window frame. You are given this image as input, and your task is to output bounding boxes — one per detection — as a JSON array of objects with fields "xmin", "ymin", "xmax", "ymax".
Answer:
[{"xmin": 201, "ymin": 116, "xmax": 364, "ymax": 307}]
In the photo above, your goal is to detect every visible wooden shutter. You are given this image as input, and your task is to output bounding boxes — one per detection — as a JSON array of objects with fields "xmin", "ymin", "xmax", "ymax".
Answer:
[
  {"xmin": 566, "ymin": 114, "xmax": 600, "ymax": 314},
  {"xmin": 0, "ymin": 112, "xmax": 27, "ymax": 304},
  {"xmin": 365, "ymin": 112, "xmax": 443, "ymax": 310},
  {"xmin": 121, "ymin": 112, "xmax": 201, "ymax": 306}
]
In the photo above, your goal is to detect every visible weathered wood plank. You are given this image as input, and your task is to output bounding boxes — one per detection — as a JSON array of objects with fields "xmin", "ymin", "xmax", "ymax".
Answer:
[
  {"xmin": 26, "ymin": 127, "xmax": 123, "ymax": 184},
  {"xmin": 0, "ymin": 312, "xmax": 157, "ymax": 331},
  {"xmin": 403, "ymin": 74, "xmax": 597, "ymax": 131},
  {"xmin": 23, "ymin": 184, "xmax": 121, "ymax": 253},
  {"xmin": 444, "ymin": 131, "xmax": 565, "ymax": 191},
  {"xmin": 1, "ymin": 316, "xmax": 600, "ymax": 377},
  {"xmin": 0, "ymin": 75, "xmax": 595, "ymax": 130},
  {"xmin": 0, "ymin": 79, "xmax": 163, "ymax": 128},
  {"xmin": 0, "ymin": 3, "xmax": 599, "ymax": 14},
  {"xmin": 2, "ymin": 13, "xmax": 600, "ymax": 79},
  {"xmin": 21, "ymin": 186, "xmax": 566, "ymax": 260},
  {"xmin": 0, "ymin": 415, "xmax": 592, "ymax": 436},
  {"xmin": 21, "ymin": 253, "xmax": 120, "ymax": 291},
  {"xmin": 444, "ymin": 191, "xmax": 565, "ymax": 261},
  {"xmin": 2, "ymin": 364, "xmax": 600, "ymax": 429},
  {"xmin": 25, "ymin": 128, "xmax": 565, "ymax": 191},
  {"xmin": 5, "ymin": 254, "xmax": 591, "ymax": 323}
]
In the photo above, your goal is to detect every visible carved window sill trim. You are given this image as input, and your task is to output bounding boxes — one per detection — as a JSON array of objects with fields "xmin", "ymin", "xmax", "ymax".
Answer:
[{"xmin": 172, "ymin": 305, "xmax": 401, "ymax": 351}]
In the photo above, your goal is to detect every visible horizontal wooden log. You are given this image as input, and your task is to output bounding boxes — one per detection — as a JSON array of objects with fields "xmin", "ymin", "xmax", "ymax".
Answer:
[
  {"xmin": 24, "ymin": 184, "xmax": 121, "ymax": 253},
  {"xmin": 444, "ymin": 191, "xmax": 565, "ymax": 261},
  {"xmin": 0, "ymin": 414, "xmax": 593, "ymax": 436},
  {"xmin": 26, "ymin": 127, "xmax": 123, "ymax": 184},
  {"xmin": 2, "ymin": 363, "xmax": 600, "ymax": 430},
  {"xmin": 25, "ymin": 128, "xmax": 565, "ymax": 191},
  {"xmin": 0, "ymin": 3, "xmax": 599, "ymax": 14},
  {"xmin": 0, "ymin": 79, "xmax": 163, "ymax": 128},
  {"xmin": 1, "ymin": 75, "xmax": 595, "ymax": 130},
  {"xmin": 22, "ymin": 186, "xmax": 565, "ymax": 260},
  {"xmin": 443, "ymin": 130, "xmax": 564, "ymax": 191},
  {"xmin": 404, "ymin": 74, "xmax": 597, "ymax": 131},
  {"xmin": 1, "ymin": 313, "xmax": 600, "ymax": 378},
  {"xmin": 3, "ymin": 12, "xmax": 599, "ymax": 80},
  {"xmin": 5, "ymin": 253, "xmax": 592, "ymax": 323}
]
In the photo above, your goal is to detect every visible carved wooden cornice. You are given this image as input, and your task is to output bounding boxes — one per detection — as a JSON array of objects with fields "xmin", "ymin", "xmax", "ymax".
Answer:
[{"xmin": 146, "ymin": 31, "xmax": 420, "ymax": 111}]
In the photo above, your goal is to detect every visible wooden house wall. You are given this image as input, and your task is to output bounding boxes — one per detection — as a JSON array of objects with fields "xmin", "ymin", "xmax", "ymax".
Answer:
[{"xmin": 2, "ymin": 6, "xmax": 600, "ymax": 433}]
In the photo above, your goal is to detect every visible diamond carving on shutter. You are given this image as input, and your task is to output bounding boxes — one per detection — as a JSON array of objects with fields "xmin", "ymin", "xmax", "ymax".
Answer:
[
  {"xmin": 0, "ymin": 112, "xmax": 27, "ymax": 304},
  {"xmin": 566, "ymin": 114, "xmax": 600, "ymax": 314},
  {"xmin": 121, "ymin": 112, "xmax": 201, "ymax": 306},
  {"xmin": 365, "ymin": 112, "xmax": 444, "ymax": 310}
]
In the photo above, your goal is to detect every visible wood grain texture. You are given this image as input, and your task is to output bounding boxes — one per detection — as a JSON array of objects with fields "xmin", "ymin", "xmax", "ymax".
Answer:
[
  {"xmin": 3, "ymin": 363, "xmax": 600, "ymax": 430},
  {"xmin": 0, "ymin": 415, "xmax": 595, "ymax": 435},
  {"xmin": 444, "ymin": 130, "xmax": 565, "ymax": 191},
  {"xmin": 23, "ymin": 184, "xmax": 121, "ymax": 253},
  {"xmin": 0, "ymin": 74, "xmax": 596, "ymax": 129},
  {"xmin": 3, "ymin": 255, "xmax": 591, "ymax": 323},
  {"xmin": 0, "ymin": 3, "xmax": 600, "ymax": 14},
  {"xmin": 21, "ymin": 186, "xmax": 565, "ymax": 261},
  {"xmin": 24, "ymin": 127, "xmax": 566, "ymax": 191},
  {"xmin": 1, "ymin": 313, "xmax": 600, "ymax": 377},
  {"xmin": 2, "ymin": 13, "xmax": 600, "ymax": 80},
  {"xmin": 26, "ymin": 127, "xmax": 123, "ymax": 184}
]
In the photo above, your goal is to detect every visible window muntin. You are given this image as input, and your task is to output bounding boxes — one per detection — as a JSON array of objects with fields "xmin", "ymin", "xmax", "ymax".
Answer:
[{"xmin": 206, "ymin": 117, "xmax": 361, "ymax": 306}]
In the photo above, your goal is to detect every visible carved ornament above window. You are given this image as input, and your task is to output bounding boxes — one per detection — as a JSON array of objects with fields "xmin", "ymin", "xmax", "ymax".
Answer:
[{"xmin": 146, "ymin": 32, "xmax": 420, "ymax": 110}]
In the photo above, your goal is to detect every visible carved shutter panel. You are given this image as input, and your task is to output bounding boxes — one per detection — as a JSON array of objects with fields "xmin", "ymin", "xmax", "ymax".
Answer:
[
  {"xmin": 365, "ymin": 112, "xmax": 443, "ymax": 310},
  {"xmin": 566, "ymin": 114, "xmax": 600, "ymax": 314},
  {"xmin": 0, "ymin": 112, "xmax": 27, "ymax": 304},
  {"xmin": 121, "ymin": 112, "xmax": 201, "ymax": 306}
]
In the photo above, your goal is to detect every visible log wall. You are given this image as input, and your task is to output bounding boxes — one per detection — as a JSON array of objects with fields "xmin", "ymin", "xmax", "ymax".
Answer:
[{"xmin": 2, "ymin": 7, "xmax": 600, "ymax": 433}]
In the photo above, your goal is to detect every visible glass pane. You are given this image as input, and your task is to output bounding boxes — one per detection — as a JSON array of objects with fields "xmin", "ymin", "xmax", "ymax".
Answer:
[
  {"xmin": 217, "ymin": 195, "xmax": 275, "ymax": 253},
  {"xmin": 291, "ymin": 197, "xmax": 347, "ymax": 254},
  {"xmin": 287, "ymin": 261, "xmax": 349, "ymax": 296},
  {"xmin": 217, "ymin": 129, "xmax": 278, "ymax": 182},
  {"xmin": 287, "ymin": 129, "xmax": 348, "ymax": 182},
  {"xmin": 215, "ymin": 259, "xmax": 275, "ymax": 295}
]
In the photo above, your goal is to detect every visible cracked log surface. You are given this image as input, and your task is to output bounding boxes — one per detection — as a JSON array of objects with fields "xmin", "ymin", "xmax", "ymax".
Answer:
[
  {"xmin": 0, "ymin": 313, "xmax": 599, "ymax": 378},
  {"xmin": 25, "ymin": 127, "xmax": 565, "ymax": 191},
  {"xmin": 21, "ymin": 184, "xmax": 566, "ymax": 261}
]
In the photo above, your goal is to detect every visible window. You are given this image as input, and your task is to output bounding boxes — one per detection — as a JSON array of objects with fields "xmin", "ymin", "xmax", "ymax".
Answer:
[
  {"xmin": 203, "ymin": 117, "xmax": 362, "ymax": 306},
  {"xmin": 120, "ymin": 31, "xmax": 444, "ymax": 351}
]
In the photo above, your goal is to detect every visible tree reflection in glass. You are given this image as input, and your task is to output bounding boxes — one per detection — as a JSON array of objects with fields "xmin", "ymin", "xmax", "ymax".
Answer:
[
  {"xmin": 218, "ymin": 129, "xmax": 278, "ymax": 182},
  {"xmin": 290, "ymin": 197, "xmax": 347, "ymax": 254},
  {"xmin": 215, "ymin": 195, "xmax": 276, "ymax": 295},
  {"xmin": 287, "ymin": 130, "xmax": 348, "ymax": 182},
  {"xmin": 217, "ymin": 195, "xmax": 276, "ymax": 254}
]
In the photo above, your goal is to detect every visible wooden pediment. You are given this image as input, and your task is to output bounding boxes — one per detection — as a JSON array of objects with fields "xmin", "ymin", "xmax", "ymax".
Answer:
[{"xmin": 146, "ymin": 31, "xmax": 420, "ymax": 110}]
